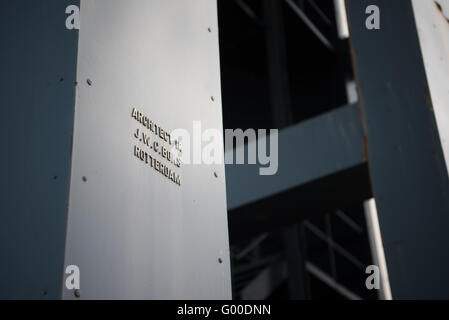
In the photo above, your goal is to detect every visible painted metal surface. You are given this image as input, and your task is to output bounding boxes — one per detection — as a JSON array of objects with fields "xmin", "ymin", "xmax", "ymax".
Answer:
[
  {"xmin": 347, "ymin": 0, "xmax": 449, "ymax": 299},
  {"xmin": 0, "ymin": 0, "xmax": 79, "ymax": 299},
  {"xmin": 435, "ymin": 0, "xmax": 449, "ymax": 20},
  {"xmin": 63, "ymin": 0, "xmax": 231, "ymax": 299},
  {"xmin": 413, "ymin": 0, "xmax": 449, "ymax": 175}
]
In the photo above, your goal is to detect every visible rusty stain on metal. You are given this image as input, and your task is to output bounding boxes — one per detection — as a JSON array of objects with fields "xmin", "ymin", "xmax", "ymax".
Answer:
[
  {"xmin": 363, "ymin": 135, "xmax": 369, "ymax": 162},
  {"xmin": 435, "ymin": 1, "xmax": 449, "ymax": 22},
  {"xmin": 435, "ymin": 2, "xmax": 449, "ymax": 61},
  {"xmin": 424, "ymin": 88, "xmax": 435, "ymax": 114}
]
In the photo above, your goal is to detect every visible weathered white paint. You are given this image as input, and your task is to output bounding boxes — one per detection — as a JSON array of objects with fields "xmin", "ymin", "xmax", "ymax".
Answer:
[
  {"xmin": 364, "ymin": 199, "xmax": 392, "ymax": 300},
  {"xmin": 63, "ymin": 0, "xmax": 231, "ymax": 299},
  {"xmin": 334, "ymin": 0, "xmax": 350, "ymax": 39},
  {"xmin": 413, "ymin": 0, "xmax": 449, "ymax": 174}
]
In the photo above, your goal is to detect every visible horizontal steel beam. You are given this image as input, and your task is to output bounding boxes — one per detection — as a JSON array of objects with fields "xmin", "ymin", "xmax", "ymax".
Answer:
[
  {"xmin": 226, "ymin": 103, "xmax": 367, "ymax": 210},
  {"xmin": 225, "ymin": 104, "xmax": 372, "ymax": 240}
]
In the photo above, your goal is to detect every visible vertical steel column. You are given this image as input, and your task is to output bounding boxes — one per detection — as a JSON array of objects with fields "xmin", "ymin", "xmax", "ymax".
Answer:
[
  {"xmin": 263, "ymin": 0, "xmax": 308, "ymax": 299},
  {"xmin": 263, "ymin": 0, "xmax": 292, "ymax": 128},
  {"xmin": 346, "ymin": 0, "xmax": 449, "ymax": 299},
  {"xmin": 0, "ymin": 0, "xmax": 80, "ymax": 299},
  {"xmin": 282, "ymin": 225, "xmax": 310, "ymax": 299}
]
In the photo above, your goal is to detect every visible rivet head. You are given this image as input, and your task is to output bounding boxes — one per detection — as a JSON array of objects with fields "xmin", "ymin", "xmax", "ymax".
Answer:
[
  {"xmin": 74, "ymin": 289, "xmax": 80, "ymax": 298},
  {"xmin": 86, "ymin": 79, "xmax": 92, "ymax": 86},
  {"xmin": 82, "ymin": 176, "xmax": 87, "ymax": 182}
]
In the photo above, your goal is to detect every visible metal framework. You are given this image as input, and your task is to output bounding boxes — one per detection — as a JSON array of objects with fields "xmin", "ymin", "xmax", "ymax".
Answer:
[{"xmin": 228, "ymin": 0, "xmax": 449, "ymax": 300}]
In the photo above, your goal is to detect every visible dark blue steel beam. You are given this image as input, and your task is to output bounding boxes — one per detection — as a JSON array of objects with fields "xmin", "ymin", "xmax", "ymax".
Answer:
[
  {"xmin": 0, "ymin": 0, "xmax": 79, "ymax": 299},
  {"xmin": 346, "ymin": 0, "xmax": 449, "ymax": 299}
]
